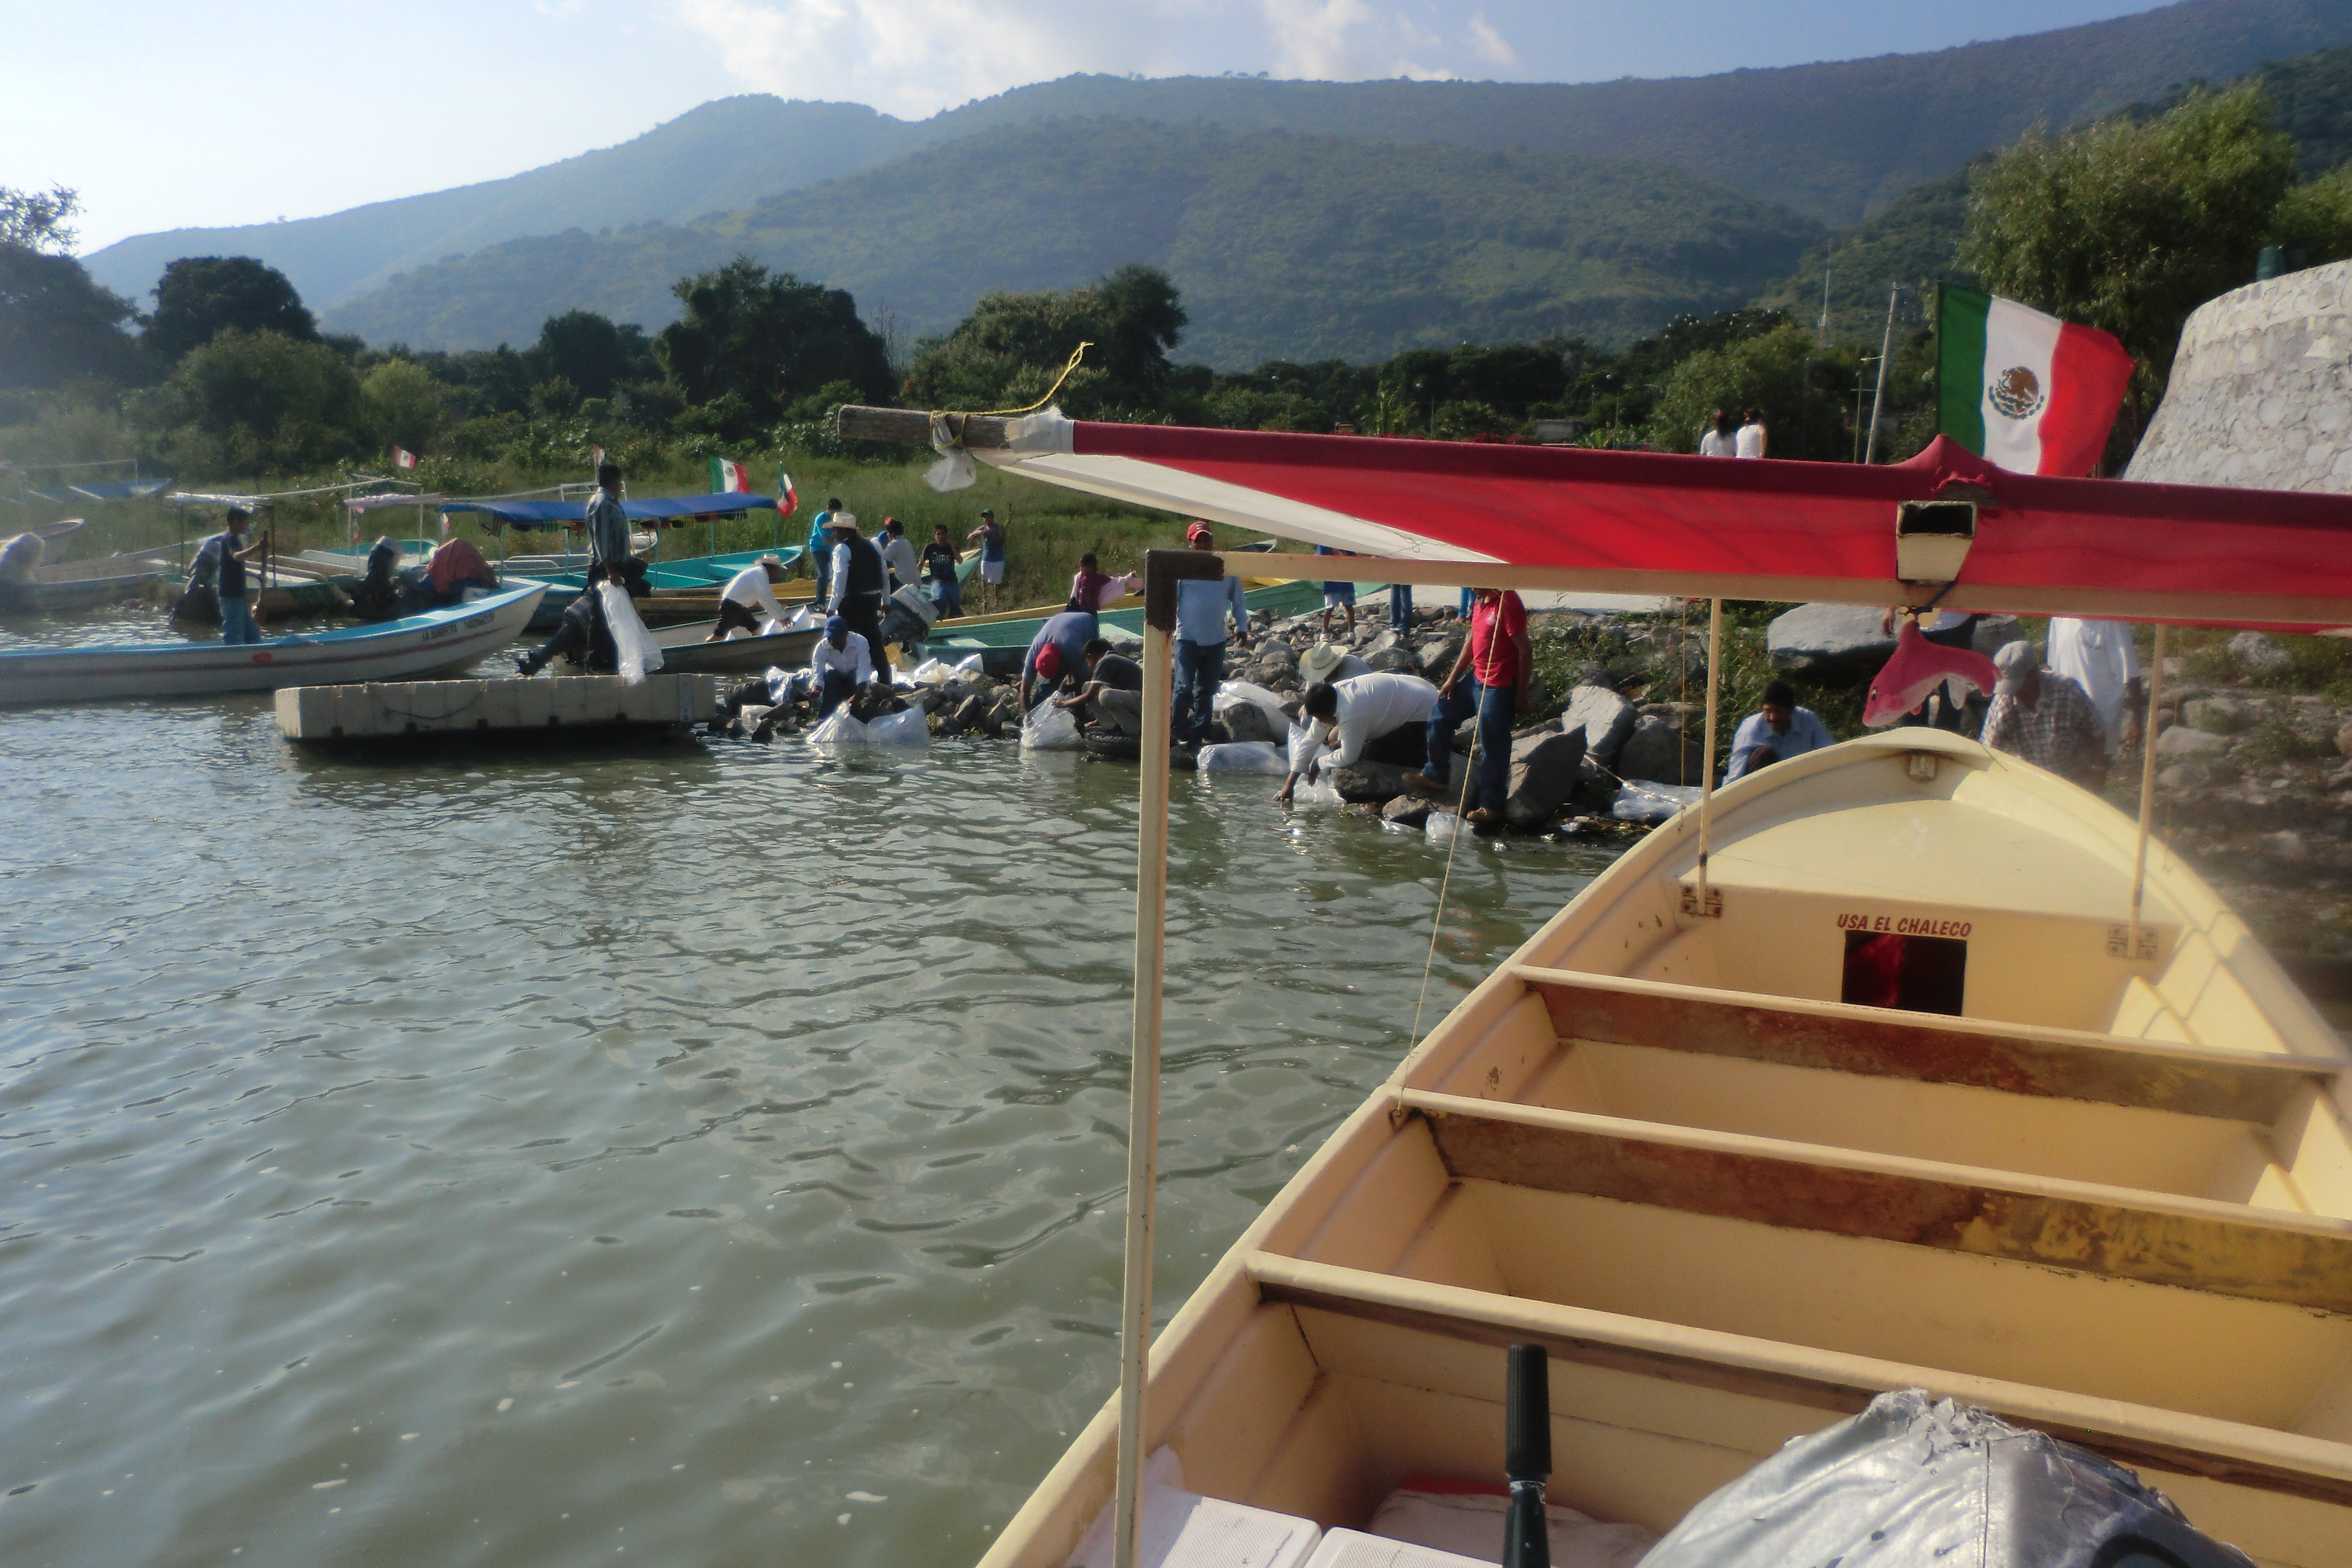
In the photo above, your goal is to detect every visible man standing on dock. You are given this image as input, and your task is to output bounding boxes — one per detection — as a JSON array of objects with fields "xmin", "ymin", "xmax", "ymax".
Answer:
[
  {"xmin": 825, "ymin": 513, "xmax": 889, "ymax": 668},
  {"xmin": 809, "ymin": 615, "xmax": 877, "ymax": 718},
  {"xmin": 201, "ymin": 506, "xmax": 271, "ymax": 646},
  {"xmin": 967, "ymin": 509, "xmax": 1006, "ymax": 613},
  {"xmin": 586, "ymin": 461, "xmax": 631, "ymax": 572},
  {"xmin": 1171, "ymin": 525, "xmax": 1250, "ymax": 745},
  {"xmin": 710, "ymin": 555, "xmax": 789, "ymax": 640}
]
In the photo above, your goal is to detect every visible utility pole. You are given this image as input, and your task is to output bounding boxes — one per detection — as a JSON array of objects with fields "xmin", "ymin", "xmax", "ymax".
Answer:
[
  {"xmin": 1864, "ymin": 284, "xmax": 1899, "ymax": 464},
  {"xmin": 1818, "ymin": 262, "xmax": 1833, "ymax": 348}
]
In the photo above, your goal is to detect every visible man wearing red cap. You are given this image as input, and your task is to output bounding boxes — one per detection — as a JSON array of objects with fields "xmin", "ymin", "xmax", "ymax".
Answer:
[{"xmin": 1020, "ymin": 608, "xmax": 1096, "ymax": 711}]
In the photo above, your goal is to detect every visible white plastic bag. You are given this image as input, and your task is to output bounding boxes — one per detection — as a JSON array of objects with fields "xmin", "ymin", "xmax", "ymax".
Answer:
[
  {"xmin": 1289, "ymin": 775, "xmax": 1344, "ymax": 806},
  {"xmin": 908, "ymin": 658, "xmax": 953, "ymax": 686},
  {"xmin": 1215, "ymin": 679, "xmax": 1291, "ymax": 737},
  {"xmin": 1611, "ymin": 781, "xmax": 1702, "ymax": 825},
  {"xmin": 785, "ymin": 605, "xmax": 816, "ymax": 630},
  {"xmin": 951, "ymin": 653, "xmax": 984, "ymax": 677},
  {"xmin": 807, "ymin": 708, "xmax": 868, "ymax": 748},
  {"xmin": 867, "ymin": 708, "xmax": 931, "ymax": 748},
  {"xmin": 1195, "ymin": 742, "xmax": 1289, "ymax": 775},
  {"xmin": 596, "ymin": 581, "xmax": 664, "ymax": 684},
  {"xmin": 1021, "ymin": 704, "xmax": 1085, "ymax": 751},
  {"xmin": 1425, "ymin": 811, "xmax": 1466, "ymax": 844}
]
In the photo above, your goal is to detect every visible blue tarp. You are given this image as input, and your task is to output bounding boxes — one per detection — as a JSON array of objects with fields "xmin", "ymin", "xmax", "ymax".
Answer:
[
  {"xmin": 440, "ymin": 492, "xmax": 777, "ymax": 530},
  {"xmin": 64, "ymin": 477, "xmax": 173, "ymax": 501}
]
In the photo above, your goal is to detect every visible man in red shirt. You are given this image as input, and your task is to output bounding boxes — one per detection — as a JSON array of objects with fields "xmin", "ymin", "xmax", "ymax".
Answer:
[{"xmin": 1407, "ymin": 586, "xmax": 1531, "ymax": 827}]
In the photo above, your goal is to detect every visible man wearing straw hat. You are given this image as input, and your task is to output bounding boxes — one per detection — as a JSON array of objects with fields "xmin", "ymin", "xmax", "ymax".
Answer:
[
  {"xmin": 1297, "ymin": 642, "xmax": 1370, "ymax": 687},
  {"xmin": 709, "ymin": 554, "xmax": 790, "ymax": 640}
]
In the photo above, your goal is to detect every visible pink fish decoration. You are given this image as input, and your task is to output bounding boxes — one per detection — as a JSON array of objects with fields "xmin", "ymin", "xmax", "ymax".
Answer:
[{"xmin": 1863, "ymin": 620, "xmax": 2001, "ymax": 727}]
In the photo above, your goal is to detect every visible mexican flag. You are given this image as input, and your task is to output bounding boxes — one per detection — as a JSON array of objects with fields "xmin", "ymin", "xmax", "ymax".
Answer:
[
  {"xmin": 777, "ymin": 469, "xmax": 798, "ymax": 517},
  {"xmin": 391, "ymin": 446, "xmax": 418, "ymax": 471},
  {"xmin": 1939, "ymin": 285, "xmax": 2134, "ymax": 476},
  {"xmin": 709, "ymin": 457, "xmax": 750, "ymax": 493}
]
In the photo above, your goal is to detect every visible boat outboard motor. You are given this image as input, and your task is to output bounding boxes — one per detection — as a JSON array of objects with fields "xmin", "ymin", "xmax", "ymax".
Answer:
[
  {"xmin": 1503, "ymin": 1343, "xmax": 1551, "ymax": 1568},
  {"xmin": 876, "ymin": 581, "xmax": 940, "ymax": 654},
  {"xmin": 350, "ymin": 536, "xmax": 402, "ymax": 621}
]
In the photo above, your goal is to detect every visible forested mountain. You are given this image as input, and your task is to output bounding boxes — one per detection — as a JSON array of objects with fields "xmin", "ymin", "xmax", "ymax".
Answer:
[
  {"xmin": 326, "ymin": 121, "xmax": 1822, "ymax": 366},
  {"xmin": 84, "ymin": 0, "xmax": 2352, "ymax": 321}
]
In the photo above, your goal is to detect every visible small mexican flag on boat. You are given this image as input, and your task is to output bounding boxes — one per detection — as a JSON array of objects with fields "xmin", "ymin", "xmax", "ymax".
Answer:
[
  {"xmin": 1938, "ymin": 285, "xmax": 2134, "ymax": 476},
  {"xmin": 777, "ymin": 469, "xmax": 798, "ymax": 517},
  {"xmin": 709, "ymin": 457, "xmax": 750, "ymax": 493},
  {"xmin": 391, "ymin": 446, "xmax": 418, "ymax": 471}
]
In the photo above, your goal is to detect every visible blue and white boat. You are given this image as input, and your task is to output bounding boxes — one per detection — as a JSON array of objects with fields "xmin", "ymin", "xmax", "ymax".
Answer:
[{"xmin": 0, "ymin": 583, "xmax": 546, "ymax": 707}]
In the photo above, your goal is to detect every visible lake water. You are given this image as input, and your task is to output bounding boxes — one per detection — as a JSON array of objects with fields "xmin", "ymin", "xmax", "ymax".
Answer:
[{"xmin": 0, "ymin": 690, "xmax": 1614, "ymax": 1567}]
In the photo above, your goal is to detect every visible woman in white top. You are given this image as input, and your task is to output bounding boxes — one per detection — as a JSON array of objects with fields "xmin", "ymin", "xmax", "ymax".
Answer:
[
  {"xmin": 1698, "ymin": 409, "xmax": 1737, "ymax": 457},
  {"xmin": 1734, "ymin": 406, "xmax": 1768, "ymax": 458}
]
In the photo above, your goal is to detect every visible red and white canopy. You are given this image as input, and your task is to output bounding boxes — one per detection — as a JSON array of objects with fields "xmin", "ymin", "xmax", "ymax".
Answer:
[{"xmin": 982, "ymin": 419, "xmax": 2352, "ymax": 628}]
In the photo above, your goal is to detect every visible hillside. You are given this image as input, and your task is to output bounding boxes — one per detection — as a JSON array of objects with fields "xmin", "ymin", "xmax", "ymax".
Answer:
[
  {"xmin": 1753, "ymin": 169, "xmax": 1979, "ymax": 339},
  {"xmin": 84, "ymin": 0, "xmax": 2352, "ymax": 316},
  {"xmin": 324, "ymin": 120, "xmax": 1822, "ymax": 366}
]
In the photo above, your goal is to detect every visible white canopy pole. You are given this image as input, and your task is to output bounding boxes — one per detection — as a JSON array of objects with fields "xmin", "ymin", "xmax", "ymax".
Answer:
[{"xmin": 1113, "ymin": 548, "xmax": 1224, "ymax": 1568}]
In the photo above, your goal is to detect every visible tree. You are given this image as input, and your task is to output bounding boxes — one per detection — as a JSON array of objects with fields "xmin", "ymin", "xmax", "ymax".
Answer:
[
  {"xmin": 1960, "ymin": 83, "xmax": 2296, "ymax": 385},
  {"xmin": 359, "ymin": 359, "xmax": 448, "ymax": 456},
  {"xmin": 903, "ymin": 266, "xmax": 1189, "ymax": 419},
  {"xmin": 147, "ymin": 256, "xmax": 318, "ymax": 361},
  {"xmin": 0, "ymin": 246, "xmax": 144, "ymax": 389},
  {"xmin": 1647, "ymin": 323, "xmax": 1852, "ymax": 460},
  {"xmin": 0, "ymin": 184, "xmax": 144, "ymax": 389},
  {"xmin": 530, "ymin": 309, "xmax": 652, "ymax": 401},
  {"xmin": 654, "ymin": 258, "xmax": 892, "ymax": 425},
  {"xmin": 145, "ymin": 328, "xmax": 360, "ymax": 474},
  {"xmin": 1, "ymin": 184, "xmax": 80, "ymax": 254}
]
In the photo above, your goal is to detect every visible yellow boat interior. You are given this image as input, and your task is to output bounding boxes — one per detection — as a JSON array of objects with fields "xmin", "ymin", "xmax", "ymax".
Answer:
[{"xmin": 988, "ymin": 730, "xmax": 2352, "ymax": 1568}]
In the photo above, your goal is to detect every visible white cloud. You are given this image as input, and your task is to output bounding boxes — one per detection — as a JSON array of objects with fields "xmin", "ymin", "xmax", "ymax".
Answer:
[
  {"xmin": 671, "ymin": 0, "xmax": 1522, "ymax": 117},
  {"xmin": 1466, "ymin": 11, "xmax": 1514, "ymax": 68}
]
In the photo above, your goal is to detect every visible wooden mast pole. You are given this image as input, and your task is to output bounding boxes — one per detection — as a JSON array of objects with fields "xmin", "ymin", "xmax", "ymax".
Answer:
[{"xmin": 1113, "ymin": 546, "xmax": 1227, "ymax": 1568}]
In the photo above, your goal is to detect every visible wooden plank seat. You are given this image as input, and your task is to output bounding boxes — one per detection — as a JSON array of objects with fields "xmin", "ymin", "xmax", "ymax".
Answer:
[
  {"xmin": 1509, "ymin": 966, "xmax": 2341, "ymax": 1121},
  {"xmin": 1242, "ymin": 1250, "xmax": 2352, "ymax": 1514},
  {"xmin": 1396, "ymin": 1088, "xmax": 2352, "ymax": 1313}
]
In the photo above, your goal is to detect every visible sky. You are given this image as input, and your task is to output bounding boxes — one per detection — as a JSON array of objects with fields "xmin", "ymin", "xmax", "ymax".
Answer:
[{"xmin": 4, "ymin": 0, "xmax": 2177, "ymax": 253}]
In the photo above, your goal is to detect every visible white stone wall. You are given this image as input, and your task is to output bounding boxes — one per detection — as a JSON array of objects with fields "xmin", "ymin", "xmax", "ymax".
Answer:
[{"xmin": 2127, "ymin": 260, "xmax": 2352, "ymax": 492}]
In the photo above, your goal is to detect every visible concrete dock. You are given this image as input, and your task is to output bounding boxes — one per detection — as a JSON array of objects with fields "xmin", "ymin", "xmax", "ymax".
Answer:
[{"xmin": 275, "ymin": 673, "xmax": 722, "ymax": 742}]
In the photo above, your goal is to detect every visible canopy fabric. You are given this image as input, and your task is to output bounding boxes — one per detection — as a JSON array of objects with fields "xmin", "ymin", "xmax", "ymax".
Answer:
[
  {"xmin": 63, "ymin": 477, "xmax": 172, "ymax": 502},
  {"xmin": 440, "ymin": 492, "xmax": 777, "ymax": 529},
  {"xmin": 344, "ymin": 492, "xmax": 450, "ymax": 514},
  {"xmin": 981, "ymin": 424, "xmax": 2352, "ymax": 627}
]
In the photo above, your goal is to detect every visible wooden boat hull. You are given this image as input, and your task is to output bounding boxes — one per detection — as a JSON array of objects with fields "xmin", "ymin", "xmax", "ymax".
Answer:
[
  {"xmin": 0, "ymin": 583, "xmax": 546, "ymax": 707},
  {"xmin": 0, "ymin": 551, "xmax": 178, "ymax": 615},
  {"xmin": 983, "ymin": 730, "xmax": 2352, "ymax": 1568}
]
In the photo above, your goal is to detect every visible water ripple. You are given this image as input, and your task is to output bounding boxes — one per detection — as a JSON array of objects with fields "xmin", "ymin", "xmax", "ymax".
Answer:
[{"xmin": 0, "ymin": 696, "xmax": 1611, "ymax": 1565}]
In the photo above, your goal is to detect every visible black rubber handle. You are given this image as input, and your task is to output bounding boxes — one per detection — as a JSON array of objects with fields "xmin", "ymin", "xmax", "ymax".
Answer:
[{"xmin": 1505, "ymin": 1342, "xmax": 1551, "ymax": 1481}]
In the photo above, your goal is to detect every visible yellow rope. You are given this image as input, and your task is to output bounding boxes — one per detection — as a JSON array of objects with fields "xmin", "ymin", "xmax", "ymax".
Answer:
[
  {"xmin": 928, "ymin": 342, "xmax": 1095, "ymax": 444},
  {"xmin": 1410, "ymin": 601, "xmax": 1509, "ymax": 1050}
]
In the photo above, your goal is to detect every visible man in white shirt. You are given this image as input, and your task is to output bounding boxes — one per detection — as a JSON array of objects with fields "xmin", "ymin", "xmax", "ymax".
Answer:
[
  {"xmin": 1279, "ymin": 672, "xmax": 1441, "ymax": 803},
  {"xmin": 1734, "ymin": 406, "xmax": 1768, "ymax": 458},
  {"xmin": 1698, "ymin": 409, "xmax": 1737, "ymax": 457},
  {"xmin": 809, "ymin": 615, "xmax": 875, "ymax": 716},
  {"xmin": 2043, "ymin": 617, "xmax": 2143, "ymax": 753},
  {"xmin": 709, "ymin": 554, "xmax": 788, "ymax": 640},
  {"xmin": 877, "ymin": 517, "xmax": 920, "ymax": 593}
]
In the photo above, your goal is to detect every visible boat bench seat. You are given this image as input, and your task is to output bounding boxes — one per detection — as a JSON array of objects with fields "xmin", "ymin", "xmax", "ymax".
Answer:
[
  {"xmin": 1506, "ymin": 967, "xmax": 2339, "ymax": 1122},
  {"xmin": 1241, "ymin": 1250, "xmax": 2352, "ymax": 1514},
  {"xmin": 1396, "ymin": 1088, "xmax": 2352, "ymax": 1314}
]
